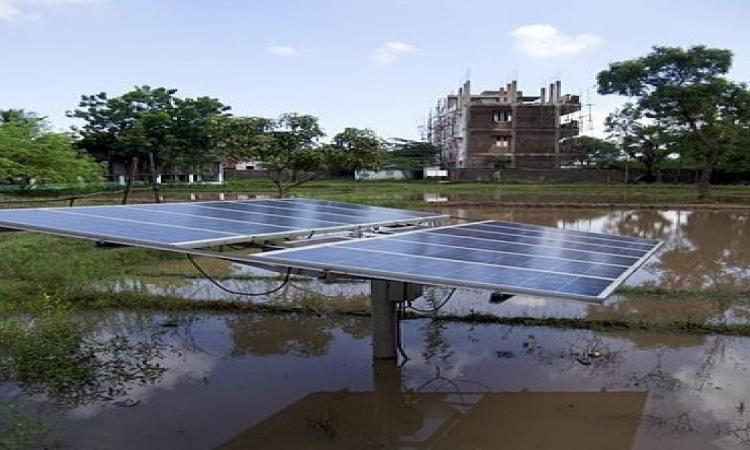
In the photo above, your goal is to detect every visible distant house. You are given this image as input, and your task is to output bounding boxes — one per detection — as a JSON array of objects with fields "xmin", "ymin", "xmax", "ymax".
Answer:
[
  {"xmin": 423, "ymin": 166, "xmax": 448, "ymax": 179},
  {"xmin": 427, "ymin": 79, "xmax": 581, "ymax": 169},
  {"xmin": 83, "ymin": 146, "xmax": 225, "ymax": 185},
  {"xmin": 355, "ymin": 166, "xmax": 420, "ymax": 180},
  {"xmin": 225, "ymin": 159, "xmax": 264, "ymax": 171}
]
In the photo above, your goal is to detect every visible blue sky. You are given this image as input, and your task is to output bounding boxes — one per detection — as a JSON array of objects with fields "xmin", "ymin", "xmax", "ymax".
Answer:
[{"xmin": 1, "ymin": 0, "xmax": 748, "ymax": 140}]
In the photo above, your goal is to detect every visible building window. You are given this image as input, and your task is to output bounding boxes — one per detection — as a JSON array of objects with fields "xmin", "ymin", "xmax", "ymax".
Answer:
[
  {"xmin": 493, "ymin": 111, "xmax": 512, "ymax": 123},
  {"xmin": 495, "ymin": 136, "xmax": 509, "ymax": 148}
]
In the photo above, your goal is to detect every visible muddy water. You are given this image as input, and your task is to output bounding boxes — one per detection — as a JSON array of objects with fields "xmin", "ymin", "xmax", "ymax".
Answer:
[
  {"xmin": 129, "ymin": 207, "xmax": 750, "ymax": 322},
  {"xmin": 85, "ymin": 189, "xmax": 750, "ymax": 205},
  {"xmin": 3, "ymin": 311, "xmax": 749, "ymax": 449}
]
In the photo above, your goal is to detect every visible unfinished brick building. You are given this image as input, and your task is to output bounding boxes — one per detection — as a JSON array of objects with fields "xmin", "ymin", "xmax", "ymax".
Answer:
[{"xmin": 427, "ymin": 80, "xmax": 581, "ymax": 169}]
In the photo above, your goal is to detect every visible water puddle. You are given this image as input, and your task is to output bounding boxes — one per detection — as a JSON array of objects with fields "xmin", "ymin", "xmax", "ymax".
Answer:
[
  {"xmin": 3, "ymin": 311, "xmax": 750, "ymax": 449},
  {"xmin": 120, "ymin": 207, "xmax": 750, "ymax": 325}
]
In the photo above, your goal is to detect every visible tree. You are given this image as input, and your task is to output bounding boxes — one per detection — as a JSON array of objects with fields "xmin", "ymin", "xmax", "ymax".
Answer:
[
  {"xmin": 605, "ymin": 103, "xmax": 670, "ymax": 180},
  {"xmin": 323, "ymin": 127, "xmax": 386, "ymax": 174},
  {"xmin": 0, "ymin": 110, "xmax": 102, "ymax": 186},
  {"xmin": 254, "ymin": 113, "xmax": 326, "ymax": 197},
  {"xmin": 386, "ymin": 139, "xmax": 440, "ymax": 170},
  {"xmin": 597, "ymin": 45, "xmax": 750, "ymax": 199},
  {"xmin": 566, "ymin": 135, "xmax": 621, "ymax": 168},
  {"xmin": 216, "ymin": 116, "xmax": 273, "ymax": 162},
  {"xmin": 69, "ymin": 86, "xmax": 230, "ymax": 203},
  {"xmin": 487, "ymin": 153, "xmax": 512, "ymax": 169}
]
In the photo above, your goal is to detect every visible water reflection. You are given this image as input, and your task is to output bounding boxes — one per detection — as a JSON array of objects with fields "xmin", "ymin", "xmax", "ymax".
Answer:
[
  {"xmin": 3, "ymin": 311, "xmax": 749, "ymax": 449},
  {"xmin": 104, "ymin": 206, "xmax": 750, "ymax": 329},
  {"xmin": 218, "ymin": 365, "xmax": 646, "ymax": 450},
  {"xmin": 445, "ymin": 207, "xmax": 750, "ymax": 291},
  {"xmin": 229, "ymin": 313, "xmax": 369, "ymax": 358}
]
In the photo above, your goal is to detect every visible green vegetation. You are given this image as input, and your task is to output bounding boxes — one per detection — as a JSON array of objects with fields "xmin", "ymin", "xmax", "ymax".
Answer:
[
  {"xmin": 0, "ymin": 109, "xmax": 102, "ymax": 187},
  {"xmin": 0, "ymin": 294, "xmax": 172, "ymax": 406},
  {"xmin": 69, "ymin": 87, "xmax": 388, "ymax": 199},
  {"xmin": 385, "ymin": 139, "xmax": 441, "ymax": 170},
  {"xmin": 252, "ymin": 116, "xmax": 385, "ymax": 196},
  {"xmin": 605, "ymin": 103, "xmax": 671, "ymax": 180},
  {"xmin": 4, "ymin": 179, "xmax": 750, "ymax": 211},
  {"xmin": 598, "ymin": 45, "xmax": 750, "ymax": 198},
  {"xmin": 0, "ymin": 232, "xmax": 185, "ymax": 302},
  {"xmin": 566, "ymin": 136, "xmax": 620, "ymax": 168},
  {"xmin": 70, "ymin": 85, "xmax": 231, "ymax": 203},
  {"xmin": 0, "ymin": 402, "xmax": 53, "ymax": 450}
]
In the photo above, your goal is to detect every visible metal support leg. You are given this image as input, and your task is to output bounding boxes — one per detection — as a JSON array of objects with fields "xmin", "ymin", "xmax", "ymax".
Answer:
[
  {"xmin": 370, "ymin": 279, "xmax": 423, "ymax": 360},
  {"xmin": 371, "ymin": 280, "xmax": 397, "ymax": 359}
]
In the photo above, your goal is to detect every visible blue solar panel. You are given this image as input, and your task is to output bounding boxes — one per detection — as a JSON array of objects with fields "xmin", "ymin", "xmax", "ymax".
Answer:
[
  {"xmin": 0, "ymin": 199, "xmax": 445, "ymax": 248},
  {"xmin": 254, "ymin": 221, "xmax": 663, "ymax": 301}
]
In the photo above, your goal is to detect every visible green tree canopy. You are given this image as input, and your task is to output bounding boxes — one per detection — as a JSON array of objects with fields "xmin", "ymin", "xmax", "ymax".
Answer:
[
  {"xmin": 235, "ymin": 117, "xmax": 386, "ymax": 196},
  {"xmin": 0, "ymin": 110, "xmax": 102, "ymax": 186},
  {"xmin": 565, "ymin": 135, "xmax": 621, "ymax": 168},
  {"xmin": 597, "ymin": 45, "xmax": 750, "ymax": 198},
  {"xmin": 253, "ymin": 113, "xmax": 326, "ymax": 197},
  {"xmin": 385, "ymin": 139, "xmax": 440, "ymax": 169},
  {"xmin": 605, "ymin": 103, "xmax": 671, "ymax": 179},
  {"xmin": 69, "ymin": 86, "xmax": 230, "ymax": 202},
  {"xmin": 487, "ymin": 153, "xmax": 512, "ymax": 170},
  {"xmin": 216, "ymin": 116, "xmax": 273, "ymax": 162},
  {"xmin": 324, "ymin": 127, "xmax": 386, "ymax": 173}
]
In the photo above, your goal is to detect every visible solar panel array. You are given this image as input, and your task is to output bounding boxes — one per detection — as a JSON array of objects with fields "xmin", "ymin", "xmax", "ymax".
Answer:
[
  {"xmin": 254, "ymin": 220, "xmax": 662, "ymax": 301},
  {"xmin": 0, "ymin": 198, "xmax": 444, "ymax": 248}
]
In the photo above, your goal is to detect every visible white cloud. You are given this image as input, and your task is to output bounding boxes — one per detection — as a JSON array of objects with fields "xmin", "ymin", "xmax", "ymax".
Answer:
[
  {"xmin": 509, "ymin": 24, "xmax": 601, "ymax": 58},
  {"xmin": 369, "ymin": 41, "xmax": 417, "ymax": 65},
  {"xmin": 0, "ymin": 1, "xmax": 25, "ymax": 21},
  {"xmin": 0, "ymin": 0, "xmax": 98, "ymax": 22},
  {"xmin": 266, "ymin": 44, "xmax": 300, "ymax": 57}
]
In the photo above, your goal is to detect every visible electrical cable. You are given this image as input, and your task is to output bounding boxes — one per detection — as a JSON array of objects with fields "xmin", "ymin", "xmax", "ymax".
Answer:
[
  {"xmin": 186, "ymin": 254, "xmax": 291, "ymax": 297},
  {"xmin": 396, "ymin": 300, "xmax": 409, "ymax": 364},
  {"xmin": 406, "ymin": 288, "xmax": 456, "ymax": 313},
  {"xmin": 225, "ymin": 243, "xmax": 253, "ymax": 251}
]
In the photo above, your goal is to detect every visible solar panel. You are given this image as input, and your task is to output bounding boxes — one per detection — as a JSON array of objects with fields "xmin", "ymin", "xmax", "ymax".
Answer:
[
  {"xmin": 0, "ymin": 198, "xmax": 445, "ymax": 249},
  {"xmin": 252, "ymin": 220, "xmax": 663, "ymax": 301}
]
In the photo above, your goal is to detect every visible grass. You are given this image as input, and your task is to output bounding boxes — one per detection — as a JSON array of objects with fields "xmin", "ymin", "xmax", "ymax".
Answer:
[
  {"xmin": 1, "ymin": 179, "xmax": 749, "ymax": 374},
  {"xmin": 1, "ymin": 230, "xmax": 750, "ymax": 334},
  {"xmin": 216, "ymin": 178, "xmax": 750, "ymax": 206},
  {"xmin": 34, "ymin": 286, "xmax": 750, "ymax": 338},
  {"xmin": 0, "ymin": 402, "xmax": 54, "ymax": 450},
  {"xmin": 1, "ymin": 178, "xmax": 748, "ymax": 447},
  {"xmin": 0, "ymin": 294, "xmax": 175, "ymax": 410},
  {"xmin": 3, "ymin": 178, "xmax": 750, "ymax": 209}
]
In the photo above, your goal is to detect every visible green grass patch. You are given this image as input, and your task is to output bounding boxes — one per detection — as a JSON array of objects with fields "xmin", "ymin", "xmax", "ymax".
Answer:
[
  {"xmin": 4, "ymin": 179, "xmax": 750, "ymax": 208},
  {"xmin": 0, "ymin": 233, "xmax": 185, "ymax": 303},
  {"xmin": 0, "ymin": 294, "xmax": 173, "ymax": 407},
  {"xmin": 0, "ymin": 401, "xmax": 54, "ymax": 450}
]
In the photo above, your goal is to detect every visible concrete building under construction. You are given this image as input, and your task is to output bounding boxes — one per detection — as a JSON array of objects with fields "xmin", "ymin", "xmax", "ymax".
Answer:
[{"xmin": 427, "ymin": 79, "xmax": 581, "ymax": 169}]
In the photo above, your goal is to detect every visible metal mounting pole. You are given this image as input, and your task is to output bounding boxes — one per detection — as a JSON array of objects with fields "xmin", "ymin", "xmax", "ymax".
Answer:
[
  {"xmin": 371, "ymin": 279, "xmax": 398, "ymax": 359},
  {"xmin": 370, "ymin": 279, "xmax": 423, "ymax": 360}
]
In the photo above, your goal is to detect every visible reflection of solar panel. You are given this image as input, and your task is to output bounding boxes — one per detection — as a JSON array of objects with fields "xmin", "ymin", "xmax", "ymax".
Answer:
[
  {"xmin": 0, "ymin": 198, "xmax": 445, "ymax": 248},
  {"xmin": 254, "ymin": 220, "xmax": 663, "ymax": 301}
]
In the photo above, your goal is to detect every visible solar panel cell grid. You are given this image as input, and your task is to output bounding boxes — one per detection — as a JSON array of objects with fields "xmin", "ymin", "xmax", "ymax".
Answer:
[
  {"xmin": 0, "ymin": 198, "xmax": 445, "ymax": 248},
  {"xmin": 419, "ymin": 229, "xmax": 642, "ymax": 266},
  {"xmin": 254, "ymin": 220, "xmax": 663, "ymax": 301}
]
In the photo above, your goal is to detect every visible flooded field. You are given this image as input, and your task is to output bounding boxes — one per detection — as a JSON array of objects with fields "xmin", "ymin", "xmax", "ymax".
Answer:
[
  {"xmin": 3, "ymin": 311, "xmax": 750, "ymax": 449},
  {"xmin": 61, "ymin": 188, "xmax": 750, "ymax": 207},
  {"xmin": 2, "ymin": 198, "xmax": 750, "ymax": 449},
  {"xmin": 122, "ymin": 205, "xmax": 750, "ymax": 323}
]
